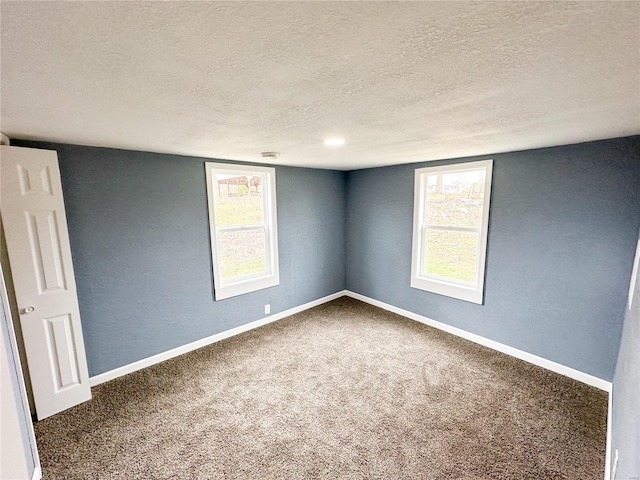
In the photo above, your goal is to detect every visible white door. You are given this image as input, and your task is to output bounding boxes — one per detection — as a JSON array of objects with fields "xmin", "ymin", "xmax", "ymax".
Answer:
[{"xmin": 1, "ymin": 145, "xmax": 91, "ymax": 420}]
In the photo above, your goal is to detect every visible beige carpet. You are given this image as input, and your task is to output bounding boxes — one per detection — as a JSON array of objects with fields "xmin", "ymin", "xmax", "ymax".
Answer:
[{"xmin": 34, "ymin": 297, "xmax": 607, "ymax": 479}]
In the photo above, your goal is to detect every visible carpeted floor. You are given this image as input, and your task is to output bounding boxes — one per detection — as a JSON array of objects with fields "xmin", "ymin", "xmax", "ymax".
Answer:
[{"xmin": 34, "ymin": 297, "xmax": 607, "ymax": 479}]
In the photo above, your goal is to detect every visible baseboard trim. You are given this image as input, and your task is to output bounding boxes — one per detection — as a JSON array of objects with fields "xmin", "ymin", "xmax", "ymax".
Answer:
[
  {"xmin": 32, "ymin": 466, "xmax": 42, "ymax": 480},
  {"xmin": 344, "ymin": 290, "xmax": 612, "ymax": 393},
  {"xmin": 604, "ymin": 388, "xmax": 613, "ymax": 480},
  {"xmin": 90, "ymin": 290, "xmax": 347, "ymax": 387},
  {"xmin": 92, "ymin": 288, "xmax": 613, "ymax": 393}
]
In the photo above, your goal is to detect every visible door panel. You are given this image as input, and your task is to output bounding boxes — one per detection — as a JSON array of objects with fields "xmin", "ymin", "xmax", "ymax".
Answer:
[
  {"xmin": 45, "ymin": 313, "xmax": 81, "ymax": 389},
  {"xmin": 26, "ymin": 210, "xmax": 67, "ymax": 293},
  {"xmin": 1, "ymin": 146, "xmax": 91, "ymax": 419}
]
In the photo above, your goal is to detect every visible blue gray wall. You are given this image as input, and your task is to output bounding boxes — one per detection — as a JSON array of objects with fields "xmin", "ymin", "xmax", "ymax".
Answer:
[
  {"xmin": 346, "ymin": 137, "xmax": 640, "ymax": 381},
  {"xmin": 611, "ymin": 229, "xmax": 640, "ymax": 479},
  {"xmin": 14, "ymin": 141, "xmax": 347, "ymax": 377},
  {"xmin": 13, "ymin": 137, "xmax": 640, "ymax": 383}
]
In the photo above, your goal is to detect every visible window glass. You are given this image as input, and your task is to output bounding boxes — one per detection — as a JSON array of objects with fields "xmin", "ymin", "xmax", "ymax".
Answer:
[
  {"xmin": 422, "ymin": 229, "xmax": 479, "ymax": 283},
  {"xmin": 423, "ymin": 171, "xmax": 485, "ymax": 228},
  {"xmin": 213, "ymin": 174, "xmax": 265, "ymax": 226},
  {"xmin": 219, "ymin": 229, "xmax": 267, "ymax": 280}
]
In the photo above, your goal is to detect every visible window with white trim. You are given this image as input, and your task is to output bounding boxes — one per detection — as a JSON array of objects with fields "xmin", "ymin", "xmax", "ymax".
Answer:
[
  {"xmin": 411, "ymin": 159, "xmax": 493, "ymax": 304},
  {"xmin": 205, "ymin": 162, "xmax": 279, "ymax": 300}
]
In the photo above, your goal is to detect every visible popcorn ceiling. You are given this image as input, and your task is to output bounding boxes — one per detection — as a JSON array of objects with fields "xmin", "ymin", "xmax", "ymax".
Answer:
[{"xmin": 1, "ymin": 2, "xmax": 638, "ymax": 169}]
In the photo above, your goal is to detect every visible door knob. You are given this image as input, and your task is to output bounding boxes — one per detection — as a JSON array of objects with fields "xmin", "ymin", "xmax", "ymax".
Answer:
[{"xmin": 22, "ymin": 306, "xmax": 35, "ymax": 314}]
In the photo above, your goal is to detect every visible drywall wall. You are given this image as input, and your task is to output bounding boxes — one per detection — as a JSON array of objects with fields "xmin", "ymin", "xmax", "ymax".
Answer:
[
  {"xmin": 346, "ymin": 137, "xmax": 640, "ymax": 381},
  {"xmin": 12, "ymin": 141, "xmax": 347, "ymax": 376},
  {"xmin": 611, "ymin": 231, "xmax": 640, "ymax": 479},
  {"xmin": 10, "ymin": 137, "xmax": 639, "ymax": 383}
]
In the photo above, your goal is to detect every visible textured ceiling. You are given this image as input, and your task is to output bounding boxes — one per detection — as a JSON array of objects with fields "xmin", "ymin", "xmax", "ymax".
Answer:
[{"xmin": 1, "ymin": 2, "xmax": 639, "ymax": 170}]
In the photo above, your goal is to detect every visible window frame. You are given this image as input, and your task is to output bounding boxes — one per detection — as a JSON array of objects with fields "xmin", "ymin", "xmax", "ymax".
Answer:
[
  {"xmin": 205, "ymin": 162, "xmax": 279, "ymax": 300},
  {"xmin": 410, "ymin": 159, "xmax": 493, "ymax": 304}
]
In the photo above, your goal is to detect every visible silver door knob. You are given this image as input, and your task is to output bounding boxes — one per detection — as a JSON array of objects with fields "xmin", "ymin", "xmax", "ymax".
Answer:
[{"xmin": 23, "ymin": 306, "xmax": 35, "ymax": 314}]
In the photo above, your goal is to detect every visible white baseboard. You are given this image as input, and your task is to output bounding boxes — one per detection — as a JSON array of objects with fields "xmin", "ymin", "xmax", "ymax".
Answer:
[
  {"xmin": 343, "ymin": 290, "xmax": 612, "ymax": 393},
  {"xmin": 31, "ymin": 466, "xmax": 42, "ymax": 480},
  {"xmin": 604, "ymin": 388, "xmax": 613, "ymax": 480},
  {"xmin": 92, "ymin": 288, "xmax": 612, "ymax": 393},
  {"xmin": 90, "ymin": 290, "xmax": 347, "ymax": 387}
]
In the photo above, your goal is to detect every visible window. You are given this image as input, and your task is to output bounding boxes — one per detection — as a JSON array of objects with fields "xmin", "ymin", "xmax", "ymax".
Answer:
[
  {"xmin": 411, "ymin": 159, "xmax": 493, "ymax": 304},
  {"xmin": 205, "ymin": 162, "xmax": 279, "ymax": 300}
]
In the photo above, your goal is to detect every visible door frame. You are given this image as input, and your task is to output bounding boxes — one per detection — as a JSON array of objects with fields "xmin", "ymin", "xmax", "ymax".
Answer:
[{"xmin": 1, "ymin": 261, "xmax": 42, "ymax": 480}]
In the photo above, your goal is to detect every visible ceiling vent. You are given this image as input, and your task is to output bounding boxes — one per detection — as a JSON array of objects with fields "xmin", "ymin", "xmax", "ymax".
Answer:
[{"xmin": 261, "ymin": 152, "xmax": 280, "ymax": 160}]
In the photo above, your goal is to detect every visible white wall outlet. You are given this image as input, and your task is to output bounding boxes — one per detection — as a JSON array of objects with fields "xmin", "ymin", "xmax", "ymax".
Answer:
[
  {"xmin": 612, "ymin": 449, "xmax": 619, "ymax": 479},
  {"xmin": 264, "ymin": 304, "xmax": 270, "ymax": 315}
]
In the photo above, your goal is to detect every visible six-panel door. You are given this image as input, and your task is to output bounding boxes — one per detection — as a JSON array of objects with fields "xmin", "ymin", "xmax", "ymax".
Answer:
[{"xmin": 1, "ymin": 146, "xmax": 91, "ymax": 419}]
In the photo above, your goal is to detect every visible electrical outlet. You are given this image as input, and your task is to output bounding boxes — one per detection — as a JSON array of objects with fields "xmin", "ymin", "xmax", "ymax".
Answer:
[
  {"xmin": 612, "ymin": 449, "xmax": 619, "ymax": 480},
  {"xmin": 264, "ymin": 304, "xmax": 270, "ymax": 315}
]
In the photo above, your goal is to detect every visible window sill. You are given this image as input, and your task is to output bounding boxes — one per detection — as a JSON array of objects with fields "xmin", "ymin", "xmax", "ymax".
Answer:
[
  {"xmin": 410, "ymin": 276, "xmax": 483, "ymax": 304},
  {"xmin": 215, "ymin": 273, "xmax": 279, "ymax": 300}
]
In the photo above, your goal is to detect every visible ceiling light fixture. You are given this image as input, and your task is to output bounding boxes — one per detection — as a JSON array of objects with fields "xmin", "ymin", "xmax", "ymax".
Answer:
[
  {"xmin": 261, "ymin": 152, "xmax": 280, "ymax": 159},
  {"xmin": 324, "ymin": 138, "xmax": 345, "ymax": 147}
]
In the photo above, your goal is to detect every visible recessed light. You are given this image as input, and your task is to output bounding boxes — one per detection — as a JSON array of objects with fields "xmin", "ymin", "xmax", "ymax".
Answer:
[{"xmin": 324, "ymin": 138, "xmax": 345, "ymax": 147}]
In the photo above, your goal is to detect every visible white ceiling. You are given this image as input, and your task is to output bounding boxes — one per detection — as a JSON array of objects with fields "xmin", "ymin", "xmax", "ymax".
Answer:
[{"xmin": 1, "ymin": 2, "xmax": 639, "ymax": 170}]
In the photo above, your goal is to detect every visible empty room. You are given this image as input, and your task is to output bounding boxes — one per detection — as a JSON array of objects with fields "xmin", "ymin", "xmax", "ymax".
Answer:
[{"xmin": 1, "ymin": 2, "xmax": 639, "ymax": 479}]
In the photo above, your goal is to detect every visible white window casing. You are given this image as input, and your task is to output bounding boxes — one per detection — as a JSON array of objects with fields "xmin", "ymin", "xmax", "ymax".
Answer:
[
  {"xmin": 411, "ymin": 159, "xmax": 493, "ymax": 304},
  {"xmin": 205, "ymin": 162, "xmax": 279, "ymax": 300}
]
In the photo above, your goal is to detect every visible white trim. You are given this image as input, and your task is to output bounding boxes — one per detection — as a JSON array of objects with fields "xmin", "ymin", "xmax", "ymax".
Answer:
[
  {"xmin": 343, "ymin": 290, "xmax": 612, "ymax": 392},
  {"xmin": 628, "ymin": 237, "xmax": 640, "ymax": 310},
  {"xmin": 0, "ymin": 263, "xmax": 41, "ymax": 480},
  {"xmin": 91, "ymin": 288, "xmax": 613, "ymax": 393},
  {"xmin": 32, "ymin": 466, "xmax": 42, "ymax": 480},
  {"xmin": 90, "ymin": 290, "xmax": 347, "ymax": 387},
  {"xmin": 604, "ymin": 388, "xmax": 613, "ymax": 480},
  {"xmin": 411, "ymin": 159, "xmax": 493, "ymax": 305}
]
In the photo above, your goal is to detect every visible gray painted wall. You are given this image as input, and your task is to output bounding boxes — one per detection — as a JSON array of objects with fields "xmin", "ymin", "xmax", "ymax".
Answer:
[
  {"xmin": 12, "ymin": 137, "xmax": 639, "ymax": 384},
  {"xmin": 346, "ymin": 137, "xmax": 640, "ymax": 381},
  {"xmin": 611, "ymin": 230, "xmax": 640, "ymax": 479},
  {"xmin": 13, "ymin": 141, "xmax": 347, "ymax": 376}
]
